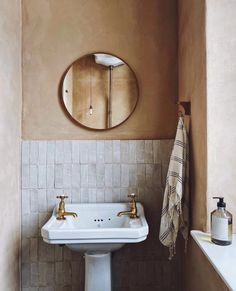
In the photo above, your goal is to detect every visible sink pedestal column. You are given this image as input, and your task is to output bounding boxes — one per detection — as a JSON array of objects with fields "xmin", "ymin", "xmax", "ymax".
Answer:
[{"xmin": 85, "ymin": 252, "xmax": 111, "ymax": 291}]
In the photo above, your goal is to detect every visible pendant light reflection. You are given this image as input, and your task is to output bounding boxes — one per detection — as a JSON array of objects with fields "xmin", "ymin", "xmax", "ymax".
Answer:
[
  {"xmin": 89, "ymin": 58, "xmax": 93, "ymax": 115},
  {"xmin": 94, "ymin": 54, "xmax": 125, "ymax": 127},
  {"xmin": 89, "ymin": 105, "xmax": 93, "ymax": 115}
]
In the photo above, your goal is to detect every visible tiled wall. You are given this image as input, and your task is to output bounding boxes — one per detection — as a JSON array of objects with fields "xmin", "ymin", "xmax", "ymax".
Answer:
[{"xmin": 21, "ymin": 140, "xmax": 182, "ymax": 291}]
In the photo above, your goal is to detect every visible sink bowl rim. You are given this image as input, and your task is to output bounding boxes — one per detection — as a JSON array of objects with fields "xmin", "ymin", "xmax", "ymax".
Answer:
[{"xmin": 41, "ymin": 202, "xmax": 149, "ymax": 244}]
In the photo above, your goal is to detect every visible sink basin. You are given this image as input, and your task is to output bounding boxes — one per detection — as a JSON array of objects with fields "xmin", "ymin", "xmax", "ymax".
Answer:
[
  {"xmin": 41, "ymin": 202, "xmax": 149, "ymax": 291},
  {"xmin": 41, "ymin": 202, "xmax": 148, "ymax": 252}
]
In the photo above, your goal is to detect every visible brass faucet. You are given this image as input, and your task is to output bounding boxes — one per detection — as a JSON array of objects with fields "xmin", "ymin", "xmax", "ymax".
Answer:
[
  {"xmin": 117, "ymin": 193, "xmax": 139, "ymax": 219},
  {"xmin": 56, "ymin": 195, "xmax": 77, "ymax": 220}
]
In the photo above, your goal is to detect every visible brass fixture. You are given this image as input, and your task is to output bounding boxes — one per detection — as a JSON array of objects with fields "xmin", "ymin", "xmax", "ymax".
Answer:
[
  {"xmin": 175, "ymin": 101, "xmax": 191, "ymax": 116},
  {"xmin": 56, "ymin": 195, "xmax": 77, "ymax": 220},
  {"xmin": 117, "ymin": 193, "xmax": 139, "ymax": 219}
]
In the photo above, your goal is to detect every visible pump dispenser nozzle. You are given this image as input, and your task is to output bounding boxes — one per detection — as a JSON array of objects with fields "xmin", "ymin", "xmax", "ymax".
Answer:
[{"xmin": 213, "ymin": 197, "xmax": 226, "ymax": 208}]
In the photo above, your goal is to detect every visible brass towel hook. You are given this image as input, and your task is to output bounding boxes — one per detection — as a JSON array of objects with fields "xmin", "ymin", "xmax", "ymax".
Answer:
[{"xmin": 176, "ymin": 101, "xmax": 191, "ymax": 116}]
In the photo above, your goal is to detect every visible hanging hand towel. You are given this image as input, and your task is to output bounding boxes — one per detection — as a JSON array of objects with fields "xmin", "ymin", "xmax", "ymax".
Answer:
[{"xmin": 159, "ymin": 115, "xmax": 189, "ymax": 259}]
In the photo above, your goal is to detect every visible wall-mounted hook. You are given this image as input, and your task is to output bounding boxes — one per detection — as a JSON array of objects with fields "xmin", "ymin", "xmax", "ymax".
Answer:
[{"xmin": 175, "ymin": 101, "xmax": 191, "ymax": 116}]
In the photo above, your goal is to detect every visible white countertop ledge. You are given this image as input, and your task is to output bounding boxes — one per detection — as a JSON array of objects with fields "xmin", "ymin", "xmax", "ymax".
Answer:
[{"xmin": 191, "ymin": 230, "xmax": 236, "ymax": 291}]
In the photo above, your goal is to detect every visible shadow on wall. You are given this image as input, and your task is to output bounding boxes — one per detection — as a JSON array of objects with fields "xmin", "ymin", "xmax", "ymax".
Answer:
[{"xmin": 21, "ymin": 139, "xmax": 183, "ymax": 291}]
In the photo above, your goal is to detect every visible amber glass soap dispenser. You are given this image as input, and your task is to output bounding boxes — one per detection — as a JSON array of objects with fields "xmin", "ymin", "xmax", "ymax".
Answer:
[{"xmin": 211, "ymin": 197, "xmax": 232, "ymax": 245}]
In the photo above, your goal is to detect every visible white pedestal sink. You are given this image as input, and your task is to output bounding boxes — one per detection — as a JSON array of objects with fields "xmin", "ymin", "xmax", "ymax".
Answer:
[{"xmin": 41, "ymin": 203, "xmax": 149, "ymax": 291}]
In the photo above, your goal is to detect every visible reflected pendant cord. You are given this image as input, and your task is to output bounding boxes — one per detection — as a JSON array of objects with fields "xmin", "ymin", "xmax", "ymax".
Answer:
[{"xmin": 89, "ymin": 59, "xmax": 93, "ymax": 115}]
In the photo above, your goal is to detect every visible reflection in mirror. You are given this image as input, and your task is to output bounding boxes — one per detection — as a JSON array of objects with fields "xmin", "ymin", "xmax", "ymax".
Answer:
[{"xmin": 61, "ymin": 53, "xmax": 139, "ymax": 130}]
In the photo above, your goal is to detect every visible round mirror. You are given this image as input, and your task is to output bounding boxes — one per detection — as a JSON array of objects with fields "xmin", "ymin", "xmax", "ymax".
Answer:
[{"xmin": 61, "ymin": 53, "xmax": 139, "ymax": 130}]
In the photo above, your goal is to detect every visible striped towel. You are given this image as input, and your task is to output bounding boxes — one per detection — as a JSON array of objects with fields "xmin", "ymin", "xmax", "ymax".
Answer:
[{"xmin": 159, "ymin": 116, "xmax": 189, "ymax": 259}]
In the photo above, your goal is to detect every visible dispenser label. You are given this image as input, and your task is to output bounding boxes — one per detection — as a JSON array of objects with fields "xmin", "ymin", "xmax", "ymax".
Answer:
[{"xmin": 211, "ymin": 216, "xmax": 228, "ymax": 240}]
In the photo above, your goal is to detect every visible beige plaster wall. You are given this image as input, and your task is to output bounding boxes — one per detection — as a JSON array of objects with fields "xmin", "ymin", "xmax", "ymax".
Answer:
[
  {"xmin": 0, "ymin": 0, "xmax": 21, "ymax": 290},
  {"xmin": 206, "ymin": 0, "xmax": 236, "ymax": 232},
  {"xmin": 178, "ymin": 1, "xmax": 229, "ymax": 290},
  {"xmin": 179, "ymin": 1, "xmax": 236, "ymax": 290},
  {"xmin": 178, "ymin": 0, "xmax": 207, "ymax": 231},
  {"xmin": 22, "ymin": 0, "xmax": 178, "ymax": 140}
]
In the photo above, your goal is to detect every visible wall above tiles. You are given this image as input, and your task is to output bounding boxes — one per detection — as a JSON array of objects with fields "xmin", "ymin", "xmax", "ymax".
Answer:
[
  {"xmin": 21, "ymin": 139, "xmax": 183, "ymax": 291},
  {"xmin": 22, "ymin": 0, "xmax": 178, "ymax": 140}
]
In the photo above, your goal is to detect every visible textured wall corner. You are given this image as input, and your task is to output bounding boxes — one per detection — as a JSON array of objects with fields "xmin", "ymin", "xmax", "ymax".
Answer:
[
  {"xmin": 206, "ymin": 0, "xmax": 236, "ymax": 233},
  {"xmin": 178, "ymin": 0, "xmax": 207, "ymax": 231},
  {"xmin": 0, "ymin": 0, "xmax": 22, "ymax": 290}
]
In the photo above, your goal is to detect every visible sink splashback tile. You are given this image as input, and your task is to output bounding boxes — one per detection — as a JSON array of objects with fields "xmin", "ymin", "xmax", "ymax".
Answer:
[{"xmin": 21, "ymin": 139, "xmax": 182, "ymax": 290}]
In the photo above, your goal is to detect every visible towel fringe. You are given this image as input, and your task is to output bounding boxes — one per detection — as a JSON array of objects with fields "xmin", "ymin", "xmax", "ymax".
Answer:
[
  {"xmin": 168, "ymin": 244, "xmax": 176, "ymax": 260},
  {"xmin": 184, "ymin": 237, "xmax": 188, "ymax": 254}
]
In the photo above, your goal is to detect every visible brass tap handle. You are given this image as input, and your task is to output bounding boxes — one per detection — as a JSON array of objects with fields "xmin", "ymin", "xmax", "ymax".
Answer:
[
  {"xmin": 56, "ymin": 195, "xmax": 77, "ymax": 220},
  {"xmin": 128, "ymin": 193, "xmax": 139, "ymax": 218},
  {"xmin": 117, "ymin": 193, "xmax": 139, "ymax": 218},
  {"xmin": 56, "ymin": 195, "xmax": 68, "ymax": 200},
  {"xmin": 56, "ymin": 195, "xmax": 68, "ymax": 217},
  {"xmin": 128, "ymin": 193, "xmax": 137, "ymax": 201}
]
